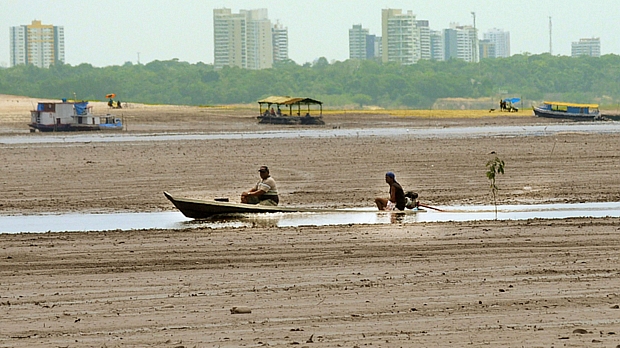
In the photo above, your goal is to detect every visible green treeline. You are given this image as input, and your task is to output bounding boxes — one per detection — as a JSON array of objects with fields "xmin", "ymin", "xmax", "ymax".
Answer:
[{"xmin": 1, "ymin": 53, "xmax": 619, "ymax": 108}]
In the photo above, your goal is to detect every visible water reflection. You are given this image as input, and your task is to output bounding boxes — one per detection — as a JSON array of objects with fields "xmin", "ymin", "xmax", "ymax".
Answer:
[
  {"xmin": 2, "ymin": 202, "xmax": 619, "ymax": 234},
  {"xmin": 187, "ymin": 209, "xmax": 419, "ymax": 229}
]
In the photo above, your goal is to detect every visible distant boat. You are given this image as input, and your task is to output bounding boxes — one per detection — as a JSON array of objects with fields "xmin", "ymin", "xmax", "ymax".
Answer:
[
  {"xmin": 533, "ymin": 101, "xmax": 603, "ymax": 121},
  {"xmin": 257, "ymin": 96, "xmax": 325, "ymax": 125},
  {"xmin": 29, "ymin": 100, "xmax": 122, "ymax": 132}
]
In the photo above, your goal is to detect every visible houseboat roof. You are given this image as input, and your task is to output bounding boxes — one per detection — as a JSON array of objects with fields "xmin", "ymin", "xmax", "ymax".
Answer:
[
  {"xmin": 543, "ymin": 101, "xmax": 599, "ymax": 108},
  {"xmin": 258, "ymin": 96, "xmax": 323, "ymax": 106}
]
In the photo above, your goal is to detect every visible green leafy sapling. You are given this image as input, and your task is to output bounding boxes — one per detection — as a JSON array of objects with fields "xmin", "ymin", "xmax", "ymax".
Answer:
[{"xmin": 486, "ymin": 157, "xmax": 505, "ymax": 219}]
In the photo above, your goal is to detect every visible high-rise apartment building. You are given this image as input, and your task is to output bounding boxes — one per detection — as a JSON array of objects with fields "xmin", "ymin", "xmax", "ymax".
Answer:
[
  {"xmin": 243, "ymin": 9, "xmax": 273, "ymax": 70},
  {"xmin": 416, "ymin": 20, "xmax": 431, "ymax": 61},
  {"xmin": 443, "ymin": 23, "xmax": 478, "ymax": 62},
  {"xmin": 571, "ymin": 37, "xmax": 600, "ymax": 57},
  {"xmin": 348, "ymin": 24, "xmax": 381, "ymax": 60},
  {"xmin": 430, "ymin": 30, "xmax": 444, "ymax": 61},
  {"xmin": 484, "ymin": 28, "xmax": 510, "ymax": 58},
  {"xmin": 272, "ymin": 22, "xmax": 289, "ymax": 63},
  {"xmin": 349, "ymin": 24, "xmax": 369, "ymax": 60},
  {"xmin": 213, "ymin": 8, "xmax": 280, "ymax": 70},
  {"xmin": 478, "ymin": 39, "xmax": 496, "ymax": 59},
  {"xmin": 381, "ymin": 9, "xmax": 420, "ymax": 65},
  {"xmin": 367, "ymin": 35, "xmax": 381, "ymax": 60},
  {"xmin": 213, "ymin": 9, "xmax": 246, "ymax": 69},
  {"xmin": 10, "ymin": 20, "xmax": 64, "ymax": 68}
]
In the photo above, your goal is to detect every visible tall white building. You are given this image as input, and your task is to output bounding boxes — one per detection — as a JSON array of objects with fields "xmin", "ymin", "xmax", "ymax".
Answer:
[
  {"xmin": 484, "ymin": 28, "xmax": 510, "ymax": 58},
  {"xmin": 213, "ymin": 8, "xmax": 278, "ymax": 70},
  {"xmin": 416, "ymin": 20, "xmax": 431, "ymax": 61},
  {"xmin": 382, "ymin": 9, "xmax": 420, "ymax": 65},
  {"xmin": 571, "ymin": 38, "xmax": 600, "ymax": 57},
  {"xmin": 243, "ymin": 9, "xmax": 273, "ymax": 70},
  {"xmin": 430, "ymin": 30, "xmax": 444, "ymax": 61},
  {"xmin": 371, "ymin": 35, "xmax": 382, "ymax": 59},
  {"xmin": 272, "ymin": 22, "xmax": 289, "ymax": 63},
  {"xmin": 10, "ymin": 20, "xmax": 64, "ymax": 68},
  {"xmin": 444, "ymin": 23, "xmax": 478, "ymax": 63},
  {"xmin": 349, "ymin": 24, "xmax": 369, "ymax": 60}
]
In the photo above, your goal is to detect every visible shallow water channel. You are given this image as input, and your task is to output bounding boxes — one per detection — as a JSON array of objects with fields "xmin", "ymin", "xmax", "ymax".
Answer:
[
  {"xmin": 2, "ymin": 122, "xmax": 620, "ymax": 145},
  {"xmin": 1, "ymin": 202, "xmax": 619, "ymax": 234}
]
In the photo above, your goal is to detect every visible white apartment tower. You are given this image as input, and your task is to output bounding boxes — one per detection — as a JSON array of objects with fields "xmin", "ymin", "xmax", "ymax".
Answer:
[
  {"xmin": 272, "ymin": 22, "xmax": 289, "ymax": 63},
  {"xmin": 416, "ymin": 20, "xmax": 432, "ymax": 60},
  {"xmin": 484, "ymin": 28, "xmax": 510, "ymax": 58},
  {"xmin": 571, "ymin": 38, "xmax": 600, "ymax": 57},
  {"xmin": 349, "ymin": 24, "xmax": 369, "ymax": 60},
  {"xmin": 382, "ymin": 9, "xmax": 420, "ymax": 65},
  {"xmin": 444, "ymin": 23, "xmax": 479, "ymax": 63},
  {"xmin": 213, "ymin": 8, "xmax": 275, "ymax": 70},
  {"xmin": 243, "ymin": 9, "xmax": 273, "ymax": 70},
  {"xmin": 10, "ymin": 20, "xmax": 64, "ymax": 68},
  {"xmin": 430, "ymin": 30, "xmax": 444, "ymax": 61}
]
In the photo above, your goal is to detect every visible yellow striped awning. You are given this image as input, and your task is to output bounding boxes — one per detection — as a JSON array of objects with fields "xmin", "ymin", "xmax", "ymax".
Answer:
[{"xmin": 543, "ymin": 101, "xmax": 599, "ymax": 108}]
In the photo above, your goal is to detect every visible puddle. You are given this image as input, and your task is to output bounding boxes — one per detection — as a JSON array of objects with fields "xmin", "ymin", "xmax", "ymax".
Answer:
[
  {"xmin": 1, "ymin": 202, "xmax": 619, "ymax": 234},
  {"xmin": 1, "ymin": 123, "xmax": 620, "ymax": 144}
]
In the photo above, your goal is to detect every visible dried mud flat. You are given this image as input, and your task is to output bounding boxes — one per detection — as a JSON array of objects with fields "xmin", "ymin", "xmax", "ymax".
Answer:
[{"xmin": 1, "ymin": 95, "xmax": 620, "ymax": 347}]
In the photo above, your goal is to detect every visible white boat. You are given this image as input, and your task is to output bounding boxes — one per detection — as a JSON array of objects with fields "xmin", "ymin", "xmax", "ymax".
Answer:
[{"xmin": 29, "ymin": 100, "xmax": 122, "ymax": 132}]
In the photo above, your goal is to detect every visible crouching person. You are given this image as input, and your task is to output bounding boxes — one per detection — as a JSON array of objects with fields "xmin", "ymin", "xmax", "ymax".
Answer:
[{"xmin": 375, "ymin": 171, "xmax": 406, "ymax": 211}]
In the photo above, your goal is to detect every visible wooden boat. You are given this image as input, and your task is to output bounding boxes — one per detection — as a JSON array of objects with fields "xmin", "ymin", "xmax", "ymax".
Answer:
[
  {"xmin": 165, "ymin": 191, "xmax": 331, "ymax": 218},
  {"xmin": 29, "ymin": 100, "xmax": 122, "ymax": 132},
  {"xmin": 164, "ymin": 191, "xmax": 422, "ymax": 219},
  {"xmin": 533, "ymin": 101, "xmax": 602, "ymax": 121}
]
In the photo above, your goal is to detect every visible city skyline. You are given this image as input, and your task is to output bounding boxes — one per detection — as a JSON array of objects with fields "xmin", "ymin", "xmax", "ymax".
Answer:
[{"xmin": 0, "ymin": 0, "xmax": 617, "ymax": 68}]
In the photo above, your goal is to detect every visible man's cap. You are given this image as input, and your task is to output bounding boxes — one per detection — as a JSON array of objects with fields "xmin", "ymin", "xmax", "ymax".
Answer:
[
  {"xmin": 386, "ymin": 171, "xmax": 395, "ymax": 179},
  {"xmin": 259, "ymin": 166, "xmax": 269, "ymax": 172}
]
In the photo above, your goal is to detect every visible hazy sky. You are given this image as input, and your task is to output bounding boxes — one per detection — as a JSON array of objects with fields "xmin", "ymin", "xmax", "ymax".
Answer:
[{"xmin": 1, "ymin": 0, "xmax": 618, "ymax": 67}]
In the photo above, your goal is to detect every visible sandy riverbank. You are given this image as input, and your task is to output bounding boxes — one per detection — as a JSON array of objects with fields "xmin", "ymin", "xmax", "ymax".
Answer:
[{"xmin": 1, "ymin": 94, "xmax": 620, "ymax": 347}]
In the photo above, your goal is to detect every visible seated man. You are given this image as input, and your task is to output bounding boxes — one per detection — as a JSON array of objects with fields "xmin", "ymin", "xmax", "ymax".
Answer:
[{"xmin": 241, "ymin": 166, "xmax": 279, "ymax": 206}]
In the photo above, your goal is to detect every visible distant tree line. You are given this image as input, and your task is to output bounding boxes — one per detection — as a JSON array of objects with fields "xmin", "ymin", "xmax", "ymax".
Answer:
[{"xmin": 1, "ymin": 54, "xmax": 620, "ymax": 109}]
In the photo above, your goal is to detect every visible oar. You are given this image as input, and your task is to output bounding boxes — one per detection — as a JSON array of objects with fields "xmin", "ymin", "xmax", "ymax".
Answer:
[{"xmin": 417, "ymin": 203, "xmax": 445, "ymax": 212}]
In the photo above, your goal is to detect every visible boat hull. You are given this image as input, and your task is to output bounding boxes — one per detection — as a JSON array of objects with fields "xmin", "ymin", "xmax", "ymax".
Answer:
[
  {"xmin": 257, "ymin": 115, "xmax": 325, "ymax": 125},
  {"xmin": 29, "ymin": 123, "xmax": 122, "ymax": 132},
  {"xmin": 533, "ymin": 106, "xmax": 601, "ymax": 121},
  {"xmin": 165, "ymin": 191, "xmax": 332, "ymax": 218}
]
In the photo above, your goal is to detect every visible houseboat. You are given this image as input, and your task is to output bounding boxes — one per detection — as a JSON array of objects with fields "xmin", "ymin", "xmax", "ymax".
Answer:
[
  {"xmin": 29, "ymin": 100, "xmax": 122, "ymax": 132},
  {"xmin": 257, "ymin": 96, "xmax": 325, "ymax": 125},
  {"xmin": 533, "ymin": 101, "xmax": 602, "ymax": 121}
]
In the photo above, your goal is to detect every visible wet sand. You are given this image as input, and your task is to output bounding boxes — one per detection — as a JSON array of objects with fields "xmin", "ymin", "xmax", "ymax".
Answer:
[{"xmin": 1, "ymin": 95, "xmax": 620, "ymax": 347}]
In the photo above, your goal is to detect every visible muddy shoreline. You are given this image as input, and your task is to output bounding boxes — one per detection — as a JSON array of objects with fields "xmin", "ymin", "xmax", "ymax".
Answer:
[{"xmin": 1, "ymin": 96, "xmax": 620, "ymax": 346}]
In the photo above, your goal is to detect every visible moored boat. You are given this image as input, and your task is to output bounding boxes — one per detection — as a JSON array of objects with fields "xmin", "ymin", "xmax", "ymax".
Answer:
[
  {"xmin": 257, "ymin": 96, "xmax": 325, "ymax": 125},
  {"xmin": 533, "ymin": 101, "xmax": 603, "ymax": 121},
  {"xmin": 29, "ymin": 100, "xmax": 122, "ymax": 132}
]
